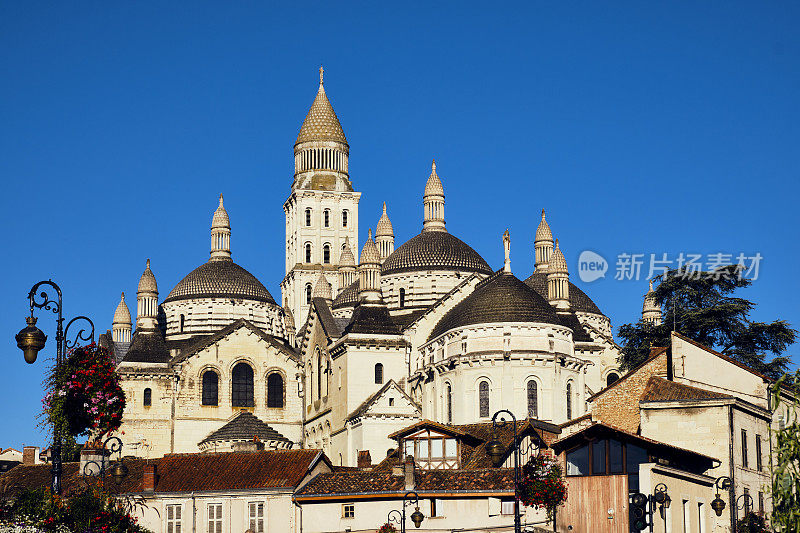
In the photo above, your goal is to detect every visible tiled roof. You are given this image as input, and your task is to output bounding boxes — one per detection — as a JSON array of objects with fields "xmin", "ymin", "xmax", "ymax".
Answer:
[
  {"xmin": 331, "ymin": 280, "xmax": 359, "ymax": 309},
  {"xmin": 523, "ymin": 271, "xmax": 605, "ymax": 317},
  {"xmin": 312, "ymin": 298, "xmax": 343, "ymax": 339},
  {"xmin": 164, "ymin": 260, "xmax": 275, "ymax": 304},
  {"xmin": 296, "ymin": 83, "xmax": 347, "ymax": 145},
  {"xmin": 343, "ymin": 304, "xmax": 400, "ymax": 335},
  {"xmin": 295, "ymin": 468, "xmax": 515, "ymax": 499},
  {"xmin": 200, "ymin": 411, "xmax": 291, "ymax": 445},
  {"xmin": 640, "ymin": 377, "xmax": 733, "ymax": 403},
  {"xmin": 122, "ymin": 330, "xmax": 170, "ymax": 364},
  {"xmin": 382, "ymin": 231, "xmax": 492, "ymax": 276},
  {"xmin": 428, "ymin": 272, "xmax": 562, "ymax": 341},
  {"xmin": 0, "ymin": 450, "xmax": 326, "ymax": 496},
  {"xmin": 586, "ymin": 346, "xmax": 668, "ymax": 402}
]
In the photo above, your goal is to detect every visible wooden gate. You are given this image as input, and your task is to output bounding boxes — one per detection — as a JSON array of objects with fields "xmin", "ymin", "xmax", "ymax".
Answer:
[{"xmin": 557, "ymin": 475, "xmax": 629, "ymax": 533}]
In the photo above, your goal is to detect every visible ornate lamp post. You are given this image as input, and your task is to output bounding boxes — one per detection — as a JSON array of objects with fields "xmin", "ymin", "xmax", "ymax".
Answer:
[
  {"xmin": 387, "ymin": 491, "xmax": 424, "ymax": 533},
  {"xmin": 653, "ymin": 483, "xmax": 672, "ymax": 525},
  {"xmin": 485, "ymin": 409, "xmax": 541, "ymax": 533},
  {"xmin": 735, "ymin": 493, "xmax": 755, "ymax": 519},
  {"xmin": 81, "ymin": 436, "xmax": 129, "ymax": 487},
  {"xmin": 15, "ymin": 280, "xmax": 94, "ymax": 495}
]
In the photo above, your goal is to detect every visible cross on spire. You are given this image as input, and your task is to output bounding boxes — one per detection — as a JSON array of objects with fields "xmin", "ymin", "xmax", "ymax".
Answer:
[{"xmin": 319, "ymin": 66, "xmax": 324, "ymax": 85}]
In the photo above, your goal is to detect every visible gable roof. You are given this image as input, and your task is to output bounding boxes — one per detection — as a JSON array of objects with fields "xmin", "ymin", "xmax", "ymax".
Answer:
[
  {"xmin": 311, "ymin": 298, "xmax": 343, "ymax": 340},
  {"xmin": 347, "ymin": 380, "xmax": 421, "ymax": 421},
  {"xmin": 671, "ymin": 331, "xmax": 774, "ymax": 383},
  {"xmin": 199, "ymin": 411, "xmax": 292, "ymax": 446},
  {"xmin": 0, "ymin": 450, "xmax": 329, "ymax": 496},
  {"xmin": 640, "ymin": 377, "xmax": 733, "ymax": 403},
  {"xmin": 171, "ymin": 319, "xmax": 299, "ymax": 365},
  {"xmin": 587, "ymin": 346, "xmax": 668, "ymax": 402}
]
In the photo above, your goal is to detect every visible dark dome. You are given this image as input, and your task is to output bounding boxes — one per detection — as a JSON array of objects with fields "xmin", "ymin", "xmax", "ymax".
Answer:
[
  {"xmin": 164, "ymin": 260, "xmax": 275, "ymax": 304},
  {"xmin": 332, "ymin": 280, "xmax": 359, "ymax": 309},
  {"xmin": 523, "ymin": 271, "xmax": 605, "ymax": 316},
  {"xmin": 429, "ymin": 272, "xmax": 562, "ymax": 341},
  {"xmin": 382, "ymin": 231, "xmax": 492, "ymax": 276}
]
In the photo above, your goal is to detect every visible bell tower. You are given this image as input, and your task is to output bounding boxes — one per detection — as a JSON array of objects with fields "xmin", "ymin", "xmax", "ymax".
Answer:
[{"xmin": 282, "ymin": 68, "xmax": 361, "ymax": 323}]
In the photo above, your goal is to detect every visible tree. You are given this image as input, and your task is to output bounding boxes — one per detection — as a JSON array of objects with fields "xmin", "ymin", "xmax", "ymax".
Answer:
[
  {"xmin": 770, "ymin": 371, "xmax": 800, "ymax": 531},
  {"xmin": 617, "ymin": 265, "xmax": 795, "ymax": 379}
]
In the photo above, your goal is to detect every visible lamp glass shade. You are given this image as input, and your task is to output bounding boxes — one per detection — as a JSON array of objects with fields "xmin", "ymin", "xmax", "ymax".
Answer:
[
  {"xmin": 663, "ymin": 495, "xmax": 671, "ymax": 509},
  {"xmin": 486, "ymin": 440, "xmax": 505, "ymax": 467},
  {"xmin": 410, "ymin": 507, "xmax": 424, "ymax": 528},
  {"xmin": 16, "ymin": 317, "xmax": 46, "ymax": 364},
  {"xmin": 711, "ymin": 495, "xmax": 726, "ymax": 517},
  {"xmin": 110, "ymin": 461, "xmax": 129, "ymax": 484}
]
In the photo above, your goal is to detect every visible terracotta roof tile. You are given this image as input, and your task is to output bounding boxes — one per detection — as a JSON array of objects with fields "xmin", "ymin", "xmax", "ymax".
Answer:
[{"xmin": 640, "ymin": 377, "xmax": 733, "ymax": 403}]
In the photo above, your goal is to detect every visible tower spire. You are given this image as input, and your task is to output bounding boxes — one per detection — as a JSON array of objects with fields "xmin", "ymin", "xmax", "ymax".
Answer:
[
  {"xmin": 423, "ymin": 160, "xmax": 446, "ymax": 233},
  {"xmin": 136, "ymin": 259, "xmax": 159, "ymax": 330},
  {"xmin": 319, "ymin": 66, "xmax": 324, "ymax": 85},
  {"xmin": 375, "ymin": 202, "xmax": 395, "ymax": 262},
  {"xmin": 210, "ymin": 194, "xmax": 231, "ymax": 262},
  {"xmin": 503, "ymin": 229, "xmax": 511, "ymax": 273},
  {"xmin": 535, "ymin": 208, "xmax": 554, "ymax": 271}
]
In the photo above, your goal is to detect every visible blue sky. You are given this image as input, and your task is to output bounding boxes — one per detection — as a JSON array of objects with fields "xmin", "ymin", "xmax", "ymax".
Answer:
[{"xmin": 1, "ymin": 2, "xmax": 798, "ymax": 448}]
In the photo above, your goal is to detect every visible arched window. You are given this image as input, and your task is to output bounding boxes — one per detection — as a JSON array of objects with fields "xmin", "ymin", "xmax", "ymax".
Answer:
[
  {"xmin": 267, "ymin": 373, "xmax": 284, "ymax": 408},
  {"xmin": 399, "ymin": 288, "xmax": 406, "ymax": 308},
  {"xmin": 342, "ymin": 210, "xmax": 348, "ymax": 228},
  {"xmin": 232, "ymin": 363, "xmax": 254, "ymax": 407},
  {"xmin": 143, "ymin": 388, "xmax": 152, "ymax": 407},
  {"xmin": 305, "ymin": 208, "xmax": 312, "ymax": 227},
  {"xmin": 305, "ymin": 283, "xmax": 313, "ymax": 304},
  {"xmin": 446, "ymin": 382, "xmax": 453, "ymax": 423},
  {"xmin": 316, "ymin": 351, "xmax": 323, "ymax": 401},
  {"xmin": 323, "ymin": 209, "xmax": 330, "ymax": 228},
  {"xmin": 202, "ymin": 370, "xmax": 219, "ymax": 406},
  {"xmin": 305, "ymin": 243, "xmax": 312, "ymax": 263},
  {"xmin": 374, "ymin": 363, "xmax": 384, "ymax": 384},
  {"xmin": 527, "ymin": 380, "xmax": 538, "ymax": 418},
  {"xmin": 607, "ymin": 373, "xmax": 620, "ymax": 388},
  {"xmin": 179, "ymin": 314, "xmax": 185, "ymax": 333},
  {"xmin": 478, "ymin": 380, "xmax": 489, "ymax": 418},
  {"xmin": 323, "ymin": 244, "xmax": 331, "ymax": 264},
  {"xmin": 566, "ymin": 382, "xmax": 573, "ymax": 420}
]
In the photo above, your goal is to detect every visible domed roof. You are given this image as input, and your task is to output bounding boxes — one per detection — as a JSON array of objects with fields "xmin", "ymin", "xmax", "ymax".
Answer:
[
  {"xmin": 332, "ymin": 280, "xmax": 360, "ymax": 309},
  {"xmin": 382, "ymin": 231, "xmax": 492, "ymax": 276},
  {"xmin": 429, "ymin": 272, "xmax": 562, "ymax": 341},
  {"xmin": 212, "ymin": 194, "xmax": 230, "ymax": 228},
  {"xmin": 138, "ymin": 259, "xmax": 158, "ymax": 294},
  {"xmin": 164, "ymin": 260, "xmax": 275, "ymax": 304},
  {"xmin": 113, "ymin": 293, "xmax": 131, "ymax": 326},
  {"xmin": 376, "ymin": 202, "xmax": 394, "ymax": 237},
  {"xmin": 360, "ymin": 230, "xmax": 381, "ymax": 265},
  {"xmin": 296, "ymin": 69, "xmax": 347, "ymax": 145},
  {"xmin": 523, "ymin": 271, "xmax": 605, "ymax": 316},
  {"xmin": 534, "ymin": 209, "xmax": 552, "ymax": 242}
]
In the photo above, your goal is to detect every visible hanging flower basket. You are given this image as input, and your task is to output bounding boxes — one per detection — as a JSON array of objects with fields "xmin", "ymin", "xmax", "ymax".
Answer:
[
  {"xmin": 43, "ymin": 344, "xmax": 126, "ymax": 438},
  {"xmin": 377, "ymin": 523, "xmax": 398, "ymax": 533},
  {"xmin": 518, "ymin": 453, "xmax": 567, "ymax": 515}
]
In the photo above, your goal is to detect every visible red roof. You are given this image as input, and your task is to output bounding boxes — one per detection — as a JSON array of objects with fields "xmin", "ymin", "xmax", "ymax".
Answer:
[{"xmin": 640, "ymin": 377, "xmax": 733, "ymax": 403}]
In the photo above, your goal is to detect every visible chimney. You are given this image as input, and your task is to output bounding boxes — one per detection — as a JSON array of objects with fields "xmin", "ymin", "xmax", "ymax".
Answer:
[
  {"xmin": 143, "ymin": 463, "xmax": 157, "ymax": 492},
  {"xmin": 357, "ymin": 450, "xmax": 372, "ymax": 469},
  {"xmin": 80, "ymin": 442, "xmax": 109, "ymax": 476},
  {"xmin": 403, "ymin": 455, "xmax": 415, "ymax": 491},
  {"xmin": 22, "ymin": 446, "xmax": 41, "ymax": 466}
]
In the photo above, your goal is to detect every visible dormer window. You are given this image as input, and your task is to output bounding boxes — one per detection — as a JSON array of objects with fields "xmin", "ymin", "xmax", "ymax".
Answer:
[{"xmin": 401, "ymin": 428, "xmax": 460, "ymax": 470}]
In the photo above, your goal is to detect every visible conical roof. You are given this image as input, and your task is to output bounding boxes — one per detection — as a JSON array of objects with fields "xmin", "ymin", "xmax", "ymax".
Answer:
[
  {"xmin": 212, "ymin": 194, "xmax": 230, "ymax": 229},
  {"xmin": 339, "ymin": 237, "xmax": 356, "ymax": 267},
  {"xmin": 535, "ymin": 209, "xmax": 552, "ymax": 242},
  {"xmin": 424, "ymin": 160, "xmax": 444, "ymax": 197},
  {"xmin": 549, "ymin": 240, "xmax": 568, "ymax": 274},
  {"xmin": 296, "ymin": 68, "xmax": 347, "ymax": 145},
  {"xmin": 376, "ymin": 202, "xmax": 394, "ymax": 237},
  {"xmin": 360, "ymin": 230, "xmax": 381, "ymax": 265},
  {"xmin": 113, "ymin": 292, "xmax": 132, "ymax": 326},
  {"xmin": 138, "ymin": 259, "xmax": 158, "ymax": 294},
  {"xmin": 312, "ymin": 274, "xmax": 332, "ymax": 300}
]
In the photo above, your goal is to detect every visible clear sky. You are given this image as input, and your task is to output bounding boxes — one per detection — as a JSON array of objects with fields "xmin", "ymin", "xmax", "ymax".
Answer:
[{"xmin": 1, "ymin": 2, "xmax": 798, "ymax": 448}]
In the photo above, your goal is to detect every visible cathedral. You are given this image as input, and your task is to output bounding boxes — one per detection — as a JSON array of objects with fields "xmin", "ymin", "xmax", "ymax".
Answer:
[{"xmin": 103, "ymin": 69, "xmax": 639, "ymax": 466}]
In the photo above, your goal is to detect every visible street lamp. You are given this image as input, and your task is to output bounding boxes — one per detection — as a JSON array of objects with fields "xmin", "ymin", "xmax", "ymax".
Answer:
[
  {"xmin": 653, "ymin": 483, "xmax": 671, "ymax": 521},
  {"xmin": 711, "ymin": 476, "xmax": 733, "ymax": 517},
  {"xmin": 14, "ymin": 280, "xmax": 94, "ymax": 495},
  {"xmin": 387, "ymin": 491, "xmax": 424, "ymax": 533},
  {"xmin": 736, "ymin": 493, "xmax": 754, "ymax": 519},
  {"xmin": 485, "ymin": 409, "xmax": 541, "ymax": 533}
]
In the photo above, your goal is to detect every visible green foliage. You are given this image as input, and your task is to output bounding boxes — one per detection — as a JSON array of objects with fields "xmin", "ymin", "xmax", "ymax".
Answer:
[
  {"xmin": 518, "ymin": 453, "xmax": 567, "ymax": 520},
  {"xmin": 2, "ymin": 486, "xmax": 153, "ymax": 533},
  {"xmin": 770, "ymin": 371, "xmax": 800, "ymax": 532},
  {"xmin": 737, "ymin": 511, "xmax": 769, "ymax": 533},
  {"xmin": 617, "ymin": 265, "xmax": 795, "ymax": 379}
]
